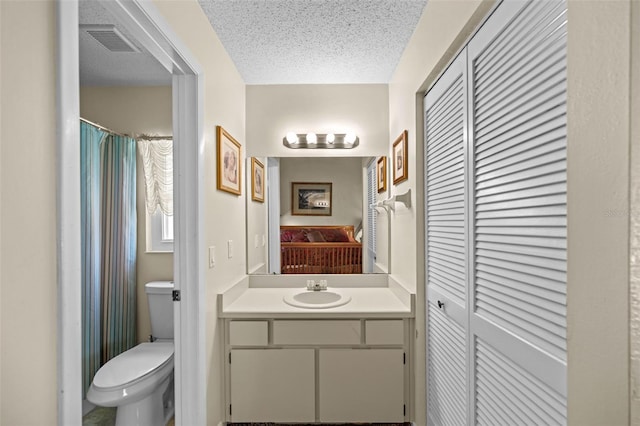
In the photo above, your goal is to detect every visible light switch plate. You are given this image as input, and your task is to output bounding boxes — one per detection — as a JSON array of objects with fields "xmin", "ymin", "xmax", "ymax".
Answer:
[{"xmin": 208, "ymin": 246, "xmax": 215, "ymax": 268}]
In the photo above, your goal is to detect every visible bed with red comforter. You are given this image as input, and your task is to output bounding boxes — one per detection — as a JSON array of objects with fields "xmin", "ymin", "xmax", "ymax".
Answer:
[{"xmin": 280, "ymin": 225, "xmax": 362, "ymax": 274}]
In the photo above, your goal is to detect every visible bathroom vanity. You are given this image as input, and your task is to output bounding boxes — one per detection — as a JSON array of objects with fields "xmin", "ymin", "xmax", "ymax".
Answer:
[{"xmin": 219, "ymin": 274, "xmax": 415, "ymax": 424}]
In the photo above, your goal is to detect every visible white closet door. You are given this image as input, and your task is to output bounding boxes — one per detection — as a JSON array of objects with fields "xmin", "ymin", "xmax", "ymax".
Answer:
[
  {"xmin": 424, "ymin": 52, "xmax": 468, "ymax": 426},
  {"xmin": 468, "ymin": 0, "xmax": 567, "ymax": 424},
  {"xmin": 424, "ymin": 1, "xmax": 568, "ymax": 424}
]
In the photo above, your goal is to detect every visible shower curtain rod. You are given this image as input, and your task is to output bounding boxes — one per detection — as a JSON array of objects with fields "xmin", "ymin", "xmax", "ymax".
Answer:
[
  {"xmin": 80, "ymin": 117, "xmax": 129, "ymax": 138},
  {"xmin": 80, "ymin": 118, "xmax": 172, "ymax": 141},
  {"xmin": 136, "ymin": 135, "xmax": 173, "ymax": 140}
]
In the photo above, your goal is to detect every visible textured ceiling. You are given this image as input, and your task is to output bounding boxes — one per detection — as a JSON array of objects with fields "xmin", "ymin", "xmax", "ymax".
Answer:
[
  {"xmin": 78, "ymin": 0, "xmax": 427, "ymax": 86},
  {"xmin": 198, "ymin": 0, "xmax": 428, "ymax": 84}
]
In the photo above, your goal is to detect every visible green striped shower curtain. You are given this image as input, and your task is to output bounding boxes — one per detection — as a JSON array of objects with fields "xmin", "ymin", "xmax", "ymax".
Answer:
[{"xmin": 81, "ymin": 121, "xmax": 137, "ymax": 397}]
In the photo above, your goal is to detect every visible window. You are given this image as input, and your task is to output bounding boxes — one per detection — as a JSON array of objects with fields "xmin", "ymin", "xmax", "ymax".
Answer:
[{"xmin": 147, "ymin": 209, "xmax": 173, "ymax": 252}]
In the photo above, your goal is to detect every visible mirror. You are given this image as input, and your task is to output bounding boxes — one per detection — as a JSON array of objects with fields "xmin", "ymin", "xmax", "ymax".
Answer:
[{"xmin": 246, "ymin": 156, "xmax": 390, "ymax": 275}]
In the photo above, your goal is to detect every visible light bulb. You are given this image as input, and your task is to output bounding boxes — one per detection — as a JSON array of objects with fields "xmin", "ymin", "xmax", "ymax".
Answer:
[
  {"xmin": 326, "ymin": 133, "xmax": 336, "ymax": 144},
  {"xmin": 306, "ymin": 132, "xmax": 317, "ymax": 144},
  {"xmin": 286, "ymin": 132, "xmax": 298, "ymax": 144},
  {"xmin": 344, "ymin": 132, "xmax": 357, "ymax": 144}
]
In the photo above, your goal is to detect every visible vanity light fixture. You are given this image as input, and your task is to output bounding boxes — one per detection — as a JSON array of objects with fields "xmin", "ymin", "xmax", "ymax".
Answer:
[
  {"xmin": 344, "ymin": 132, "xmax": 357, "ymax": 144},
  {"xmin": 286, "ymin": 132, "xmax": 299, "ymax": 144},
  {"xmin": 306, "ymin": 132, "xmax": 317, "ymax": 144},
  {"xmin": 283, "ymin": 132, "xmax": 360, "ymax": 149}
]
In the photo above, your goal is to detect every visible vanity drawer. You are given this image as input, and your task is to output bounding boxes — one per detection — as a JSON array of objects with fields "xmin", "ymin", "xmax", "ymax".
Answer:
[
  {"xmin": 229, "ymin": 320, "xmax": 269, "ymax": 346},
  {"xmin": 273, "ymin": 320, "xmax": 361, "ymax": 345},
  {"xmin": 365, "ymin": 320, "xmax": 404, "ymax": 345}
]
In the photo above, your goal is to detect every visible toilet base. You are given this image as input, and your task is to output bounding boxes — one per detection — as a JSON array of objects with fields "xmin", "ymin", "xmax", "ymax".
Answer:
[{"xmin": 115, "ymin": 373, "xmax": 174, "ymax": 426}]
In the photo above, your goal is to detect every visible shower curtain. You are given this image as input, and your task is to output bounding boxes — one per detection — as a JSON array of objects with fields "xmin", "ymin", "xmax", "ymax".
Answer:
[{"xmin": 81, "ymin": 121, "xmax": 137, "ymax": 397}]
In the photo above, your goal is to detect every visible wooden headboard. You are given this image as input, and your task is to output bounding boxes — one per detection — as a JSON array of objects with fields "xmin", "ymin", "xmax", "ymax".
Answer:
[{"xmin": 280, "ymin": 225, "xmax": 355, "ymax": 240}]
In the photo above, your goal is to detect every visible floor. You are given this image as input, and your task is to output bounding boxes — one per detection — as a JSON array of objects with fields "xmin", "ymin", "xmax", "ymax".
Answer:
[
  {"xmin": 81, "ymin": 407, "xmax": 115, "ymax": 426},
  {"xmin": 82, "ymin": 407, "xmax": 175, "ymax": 426},
  {"xmin": 82, "ymin": 408, "xmax": 399, "ymax": 426}
]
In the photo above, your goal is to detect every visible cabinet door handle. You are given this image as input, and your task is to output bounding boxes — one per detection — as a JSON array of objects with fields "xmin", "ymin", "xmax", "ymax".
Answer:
[{"xmin": 437, "ymin": 300, "xmax": 444, "ymax": 309}]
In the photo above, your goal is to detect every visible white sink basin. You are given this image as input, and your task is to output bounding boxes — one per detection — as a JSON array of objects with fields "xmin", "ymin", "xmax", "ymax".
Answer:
[{"xmin": 283, "ymin": 291, "xmax": 352, "ymax": 309}]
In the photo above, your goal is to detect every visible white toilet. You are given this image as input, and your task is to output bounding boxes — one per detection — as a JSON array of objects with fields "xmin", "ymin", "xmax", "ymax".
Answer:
[{"xmin": 87, "ymin": 281, "xmax": 175, "ymax": 426}]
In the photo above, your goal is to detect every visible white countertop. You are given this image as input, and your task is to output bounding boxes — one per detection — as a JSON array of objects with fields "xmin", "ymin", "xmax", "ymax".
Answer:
[{"xmin": 219, "ymin": 275, "xmax": 415, "ymax": 319}]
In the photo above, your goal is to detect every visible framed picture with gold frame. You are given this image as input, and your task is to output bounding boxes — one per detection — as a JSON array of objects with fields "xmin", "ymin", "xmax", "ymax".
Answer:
[
  {"xmin": 392, "ymin": 130, "xmax": 408, "ymax": 185},
  {"xmin": 217, "ymin": 125, "xmax": 241, "ymax": 195},
  {"xmin": 377, "ymin": 156, "xmax": 387, "ymax": 193},
  {"xmin": 251, "ymin": 158, "xmax": 265, "ymax": 203}
]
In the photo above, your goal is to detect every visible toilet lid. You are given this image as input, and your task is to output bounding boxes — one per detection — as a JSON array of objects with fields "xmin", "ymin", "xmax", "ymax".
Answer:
[{"xmin": 93, "ymin": 342, "xmax": 174, "ymax": 389}]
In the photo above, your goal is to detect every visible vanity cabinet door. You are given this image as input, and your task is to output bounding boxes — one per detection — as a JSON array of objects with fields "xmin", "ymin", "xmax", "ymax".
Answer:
[
  {"xmin": 230, "ymin": 349, "xmax": 315, "ymax": 423},
  {"xmin": 318, "ymin": 349, "xmax": 405, "ymax": 423}
]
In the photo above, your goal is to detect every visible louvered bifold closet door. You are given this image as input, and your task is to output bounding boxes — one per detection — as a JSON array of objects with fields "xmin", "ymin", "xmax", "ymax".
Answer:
[
  {"xmin": 468, "ymin": 1, "xmax": 567, "ymax": 424},
  {"xmin": 425, "ymin": 52, "xmax": 468, "ymax": 426}
]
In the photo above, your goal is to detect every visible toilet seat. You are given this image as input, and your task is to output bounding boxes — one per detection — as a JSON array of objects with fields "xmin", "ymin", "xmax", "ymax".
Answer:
[
  {"xmin": 87, "ymin": 342, "xmax": 174, "ymax": 407},
  {"xmin": 93, "ymin": 342, "xmax": 173, "ymax": 390}
]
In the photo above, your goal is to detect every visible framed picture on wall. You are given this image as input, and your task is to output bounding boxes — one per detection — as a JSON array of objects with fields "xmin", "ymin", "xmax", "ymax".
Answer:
[
  {"xmin": 292, "ymin": 182, "xmax": 332, "ymax": 216},
  {"xmin": 393, "ymin": 130, "xmax": 408, "ymax": 185},
  {"xmin": 377, "ymin": 156, "xmax": 387, "ymax": 193},
  {"xmin": 217, "ymin": 125, "xmax": 242, "ymax": 195},
  {"xmin": 251, "ymin": 158, "xmax": 265, "ymax": 202}
]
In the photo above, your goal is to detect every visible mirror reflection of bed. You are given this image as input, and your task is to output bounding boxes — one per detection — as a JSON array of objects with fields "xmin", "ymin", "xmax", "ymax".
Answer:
[
  {"xmin": 280, "ymin": 225, "xmax": 362, "ymax": 274},
  {"xmin": 246, "ymin": 156, "xmax": 389, "ymax": 275}
]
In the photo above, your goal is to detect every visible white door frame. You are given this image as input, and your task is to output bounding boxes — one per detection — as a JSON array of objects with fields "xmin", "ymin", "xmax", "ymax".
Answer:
[
  {"xmin": 267, "ymin": 157, "xmax": 281, "ymax": 274},
  {"xmin": 56, "ymin": 1, "xmax": 205, "ymax": 424}
]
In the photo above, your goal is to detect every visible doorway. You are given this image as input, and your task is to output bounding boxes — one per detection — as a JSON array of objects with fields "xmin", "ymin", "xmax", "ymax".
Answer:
[{"xmin": 57, "ymin": 1, "xmax": 205, "ymax": 424}]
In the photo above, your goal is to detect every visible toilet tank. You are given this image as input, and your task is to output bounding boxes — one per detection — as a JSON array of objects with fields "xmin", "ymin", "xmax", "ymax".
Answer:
[{"xmin": 145, "ymin": 281, "xmax": 174, "ymax": 340}]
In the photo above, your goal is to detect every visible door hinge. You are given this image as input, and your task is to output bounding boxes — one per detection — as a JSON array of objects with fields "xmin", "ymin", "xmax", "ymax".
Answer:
[
  {"xmin": 229, "ymin": 404, "xmax": 232, "ymax": 416},
  {"xmin": 229, "ymin": 352, "xmax": 231, "ymax": 364},
  {"xmin": 403, "ymin": 352, "xmax": 406, "ymax": 364},
  {"xmin": 172, "ymin": 290, "xmax": 181, "ymax": 301},
  {"xmin": 403, "ymin": 404, "xmax": 406, "ymax": 416}
]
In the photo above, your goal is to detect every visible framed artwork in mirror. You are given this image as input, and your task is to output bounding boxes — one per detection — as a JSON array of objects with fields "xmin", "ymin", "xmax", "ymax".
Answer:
[
  {"xmin": 392, "ymin": 130, "xmax": 408, "ymax": 185},
  {"xmin": 217, "ymin": 125, "xmax": 241, "ymax": 195},
  {"xmin": 251, "ymin": 158, "xmax": 265, "ymax": 202},
  {"xmin": 292, "ymin": 182, "xmax": 332, "ymax": 216},
  {"xmin": 377, "ymin": 156, "xmax": 387, "ymax": 193}
]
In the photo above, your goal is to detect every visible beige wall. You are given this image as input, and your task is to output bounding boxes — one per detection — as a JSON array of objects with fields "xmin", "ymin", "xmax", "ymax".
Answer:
[
  {"xmin": 279, "ymin": 157, "xmax": 363, "ymax": 227},
  {"xmin": 567, "ymin": 1, "xmax": 631, "ymax": 424},
  {"xmin": 152, "ymin": 1, "xmax": 246, "ymax": 424},
  {"xmin": 388, "ymin": 1, "xmax": 494, "ymax": 423},
  {"xmin": 80, "ymin": 86, "xmax": 174, "ymax": 345},
  {"xmin": 0, "ymin": 0, "xmax": 58, "ymax": 424},
  {"xmin": 246, "ymin": 84, "xmax": 389, "ymax": 158}
]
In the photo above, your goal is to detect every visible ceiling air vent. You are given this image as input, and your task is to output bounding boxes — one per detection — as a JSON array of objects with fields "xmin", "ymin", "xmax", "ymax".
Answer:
[{"xmin": 81, "ymin": 25, "xmax": 139, "ymax": 53}]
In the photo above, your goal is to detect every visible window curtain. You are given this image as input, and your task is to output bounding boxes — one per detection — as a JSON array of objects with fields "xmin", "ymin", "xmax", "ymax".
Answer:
[
  {"xmin": 137, "ymin": 139, "xmax": 173, "ymax": 216},
  {"xmin": 81, "ymin": 121, "xmax": 137, "ymax": 397}
]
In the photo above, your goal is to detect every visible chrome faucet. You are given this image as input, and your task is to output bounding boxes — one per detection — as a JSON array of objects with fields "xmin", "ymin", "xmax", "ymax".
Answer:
[{"xmin": 306, "ymin": 279, "xmax": 328, "ymax": 291}]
